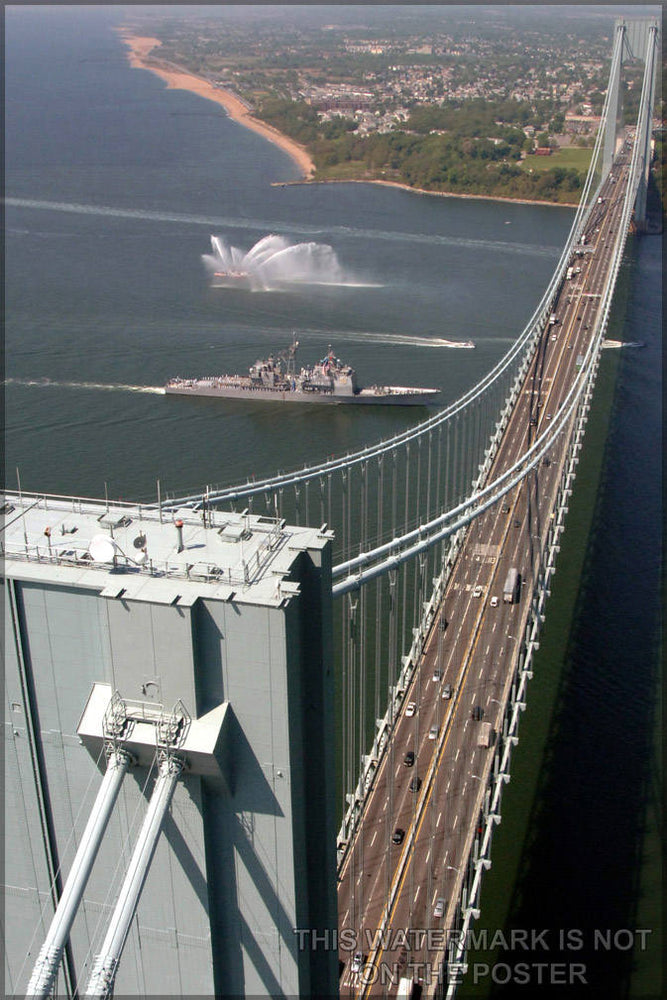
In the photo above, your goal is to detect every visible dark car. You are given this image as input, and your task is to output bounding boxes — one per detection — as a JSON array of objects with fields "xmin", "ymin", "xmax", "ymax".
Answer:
[
  {"xmin": 409, "ymin": 776, "xmax": 422, "ymax": 792},
  {"xmin": 472, "ymin": 705, "xmax": 484, "ymax": 721},
  {"xmin": 392, "ymin": 828, "xmax": 405, "ymax": 845},
  {"xmin": 403, "ymin": 750, "xmax": 415, "ymax": 767}
]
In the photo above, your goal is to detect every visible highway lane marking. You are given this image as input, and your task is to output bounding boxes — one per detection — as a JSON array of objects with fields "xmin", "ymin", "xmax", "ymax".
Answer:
[
  {"xmin": 455, "ymin": 748, "xmax": 460, "ymax": 761},
  {"xmin": 453, "ymin": 814, "xmax": 459, "ymax": 830},
  {"xmin": 370, "ymin": 830, "xmax": 377, "ymax": 848},
  {"xmin": 425, "ymin": 849, "xmax": 431, "ymax": 864},
  {"xmin": 437, "ymin": 811, "xmax": 442, "ymax": 827},
  {"xmin": 415, "ymin": 885, "xmax": 421, "ymax": 903}
]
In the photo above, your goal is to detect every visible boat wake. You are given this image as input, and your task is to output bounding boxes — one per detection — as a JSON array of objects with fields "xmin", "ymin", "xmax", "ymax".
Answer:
[
  {"xmin": 5, "ymin": 198, "xmax": 561, "ymax": 258},
  {"xmin": 4, "ymin": 378, "xmax": 165, "ymax": 394},
  {"xmin": 297, "ymin": 329, "xmax": 474, "ymax": 349}
]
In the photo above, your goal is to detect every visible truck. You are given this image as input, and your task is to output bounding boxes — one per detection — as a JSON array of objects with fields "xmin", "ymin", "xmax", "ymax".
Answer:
[
  {"xmin": 398, "ymin": 979, "xmax": 421, "ymax": 999},
  {"xmin": 566, "ymin": 266, "xmax": 574, "ymax": 280},
  {"xmin": 477, "ymin": 722, "xmax": 493, "ymax": 748},
  {"xmin": 503, "ymin": 567, "xmax": 521, "ymax": 604},
  {"xmin": 549, "ymin": 314, "xmax": 558, "ymax": 326}
]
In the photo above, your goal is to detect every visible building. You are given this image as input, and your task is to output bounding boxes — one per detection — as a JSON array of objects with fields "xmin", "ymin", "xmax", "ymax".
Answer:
[{"xmin": 3, "ymin": 491, "xmax": 337, "ymax": 997}]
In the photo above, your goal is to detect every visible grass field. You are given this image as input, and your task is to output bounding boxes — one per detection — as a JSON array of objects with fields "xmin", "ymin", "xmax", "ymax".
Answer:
[{"xmin": 522, "ymin": 145, "xmax": 593, "ymax": 173}]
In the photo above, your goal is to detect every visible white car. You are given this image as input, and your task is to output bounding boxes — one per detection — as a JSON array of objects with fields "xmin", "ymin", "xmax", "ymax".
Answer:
[
  {"xmin": 406, "ymin": 701, "xmax": 416, "ymax": 718},
  {"xmin": 429, "ymin": 724, "xmax": 439, "ymax": 740},
  {"xmin": 434, "ymin": 897, "xmax": 446, "ymax": 919},
  {"xmin": 473, "ymin": 584, "xmax": 483, "ymax": 598},
  {"xmin": 490, "ymin": 596, "xmax": 499, "ymax": 607}
]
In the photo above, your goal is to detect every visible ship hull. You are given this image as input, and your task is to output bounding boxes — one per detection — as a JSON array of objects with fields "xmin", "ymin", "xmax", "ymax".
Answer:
[{"xmin": 165, "ymin": 383, "xmax": 440, "ymax": 406}]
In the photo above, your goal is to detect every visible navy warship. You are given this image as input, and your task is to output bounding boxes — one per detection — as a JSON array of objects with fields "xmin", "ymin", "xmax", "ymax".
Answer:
[{"xmin": 166, "ymin": 340, "xmax": 440, "ymax": 406}]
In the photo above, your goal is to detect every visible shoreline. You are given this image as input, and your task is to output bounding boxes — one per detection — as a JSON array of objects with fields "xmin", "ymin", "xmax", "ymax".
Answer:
[
  {"xmin": 117, "ymin": 30, "xmax": 576, "ymax": 210},
  {"xmin": 117, "ymin": 30, "xmax": 315, "ymax": 179},
  {"xmin": 275, "ymin": 177, "xmax": 578, "ymax": 209}
]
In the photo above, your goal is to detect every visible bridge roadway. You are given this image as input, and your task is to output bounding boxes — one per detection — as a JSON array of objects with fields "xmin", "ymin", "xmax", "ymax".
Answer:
[{"xmin": 337, "ymin": 146, "xmax": 633, "ymax": 997}]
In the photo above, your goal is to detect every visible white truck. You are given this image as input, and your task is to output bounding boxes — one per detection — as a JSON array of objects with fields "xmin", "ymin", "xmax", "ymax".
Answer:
[
  {"xmin": 503, "ymin": 566, "xmax": 521, "ymax": 604},
  {"xmin": 477, "ymin": 722, "xmax": 493, "ymax": 748}
]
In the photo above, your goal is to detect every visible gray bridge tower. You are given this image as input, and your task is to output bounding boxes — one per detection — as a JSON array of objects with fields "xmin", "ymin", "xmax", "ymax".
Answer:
[{"xmin": 4, "ymin": 495, "xmax": 338, "ymax": 997}]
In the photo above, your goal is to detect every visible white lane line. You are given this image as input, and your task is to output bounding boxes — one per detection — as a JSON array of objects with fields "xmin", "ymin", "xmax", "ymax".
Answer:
[
  {"xmin": 455, "ymin": 748, "xmax": 460, "ymax": 761},
  {"xmin": 425, "ymin": 849, "xmax": 431, "ymax": 864},
  {"xmin": 453, "ymin": 814, "xmax": 459, "ymax": 830},
  {"xmin": 437, "ymin": 811, "xmax": 442, "ymax": 827},
  {"xmin": 370, "ymin": 829, "xmax": 377, "ymax": 848},
  {"xmin": 479, "ymin": 665, "xmax": 484, "ymax": 679},
  {"xmin": 415, "ymin": 885, "xmax": 421, "ymax": 903}
]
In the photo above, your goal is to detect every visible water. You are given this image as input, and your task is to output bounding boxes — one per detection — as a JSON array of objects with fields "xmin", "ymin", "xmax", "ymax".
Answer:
[
  {"xmin": 4, "ymin": 6, "xmax": 571, "ymax": 503},
  {"xmin": 4, "ymin": 7, "xmax": 661, "ymax": 997}
]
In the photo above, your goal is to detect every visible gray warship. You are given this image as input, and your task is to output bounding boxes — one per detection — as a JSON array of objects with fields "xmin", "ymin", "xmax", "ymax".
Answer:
[{"xmin": 166, "ymin": 340, "xmax": 440, "ymax": 406}]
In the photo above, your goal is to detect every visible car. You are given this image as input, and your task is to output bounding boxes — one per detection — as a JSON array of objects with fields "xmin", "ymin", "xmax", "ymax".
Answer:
[
  {"xmin": 434, "ymin": 897, "xmax": 446, "ymax": 919},
  {"xmin": 432, "ymin": 668, "xmax": 443, "ymax": 682},
  {"xmin": 550, "ymin": 334, "xmax": 557, "ymax": 342},
  {"xmin": 405, "ymin": 701, "xmax": 416, "ymax": 717},
  {"xmin": 409, "ymin": 776, "xmax": 422, "ymax": 792},
  {"xmin": 472, "ymin": 705, "xmax": 484, "ymax": 721},
  {"xmin": 514, "ymin": 518, "xmax": 521, "ymax": 527},
  {"xmin": 351, "ymin": 951, "xmax": 367, "ymax": 973},
  {"xmin": 490, "ymin": 595, "xmax": 499, "ymax": 607},
  {"xmin": 529, "ymin": 417, "xmax": 537, "ymax": 427},
  {"xmin": 429, "ymin": 724, "xmax": 438, "ymax": 740},
  {"xmin": 439, "ymin": 616, "xmax": 448, "ymax": 632},
  {"xmin": 442, "ymin": 683, "xmax": 453, "ymax": 699},
  {"xmin": 473, "ymin": 584, "xmax": 483, "ymax": 598},
  {"xmin": 403, "ymin": 750, "xmax": 415, "ymax": 767},
  {"xmin": 546, "ymin": 413, "xmax": 552, "ymax": 420},
  {"xmin": 501, "ymin": 503, "xmax": 510, "ymax": 514},
  {"xmin": 392, "ymin": 828, "xmax": 405, "ymax": 845}
]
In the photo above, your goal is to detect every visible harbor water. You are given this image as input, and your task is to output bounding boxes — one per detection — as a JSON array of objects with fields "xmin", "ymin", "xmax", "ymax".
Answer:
[{"xmin": 4, "ymin": 7, "xmax": 661, "ymax": 997}]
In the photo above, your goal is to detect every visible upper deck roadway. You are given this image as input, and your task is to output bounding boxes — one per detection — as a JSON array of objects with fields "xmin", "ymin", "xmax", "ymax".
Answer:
[{"xmin": 338, "ymin": 142, "xmax": 634, "ymax": 998}]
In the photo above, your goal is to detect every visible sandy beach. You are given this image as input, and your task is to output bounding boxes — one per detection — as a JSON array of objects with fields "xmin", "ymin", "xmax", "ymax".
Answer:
[{"xmin": 117, "ymin": 31, "xmax": 315, "ymax": 179}]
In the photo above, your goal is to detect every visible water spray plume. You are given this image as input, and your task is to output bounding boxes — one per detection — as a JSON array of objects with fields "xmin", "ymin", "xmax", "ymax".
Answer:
[{"xmin": 203, "ymin": 234, "xmax": 346, "ymax": 290}]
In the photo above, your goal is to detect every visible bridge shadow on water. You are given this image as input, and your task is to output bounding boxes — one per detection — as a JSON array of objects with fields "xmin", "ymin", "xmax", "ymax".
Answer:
[{"xmin": 458, "ymin": 240, "xmax": 662, "ymax": 1000}]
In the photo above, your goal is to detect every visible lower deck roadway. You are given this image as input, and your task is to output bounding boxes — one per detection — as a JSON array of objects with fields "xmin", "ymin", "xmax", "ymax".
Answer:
[{"xmin": 337, "ymin": 154, "xmax": 633, "ymax": 998}]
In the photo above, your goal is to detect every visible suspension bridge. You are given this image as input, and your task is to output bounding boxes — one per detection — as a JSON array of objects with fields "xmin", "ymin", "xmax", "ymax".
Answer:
[
  {"xmin": 3, "ymin": 16, "xmax": 659, "ymax": 1000},
  {"xmin": 158, "ymin": 17, "xmax": 659, "ymax": 998}
]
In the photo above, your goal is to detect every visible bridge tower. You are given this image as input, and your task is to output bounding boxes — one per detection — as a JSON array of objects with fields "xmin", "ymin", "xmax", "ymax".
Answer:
[
  {"xmin": 4, "ymin": 495, "xmax": 338, "ymax": 998},
  {"xmin": 605, "ymin": 18, "xmax": 660, "ymax": 228}
]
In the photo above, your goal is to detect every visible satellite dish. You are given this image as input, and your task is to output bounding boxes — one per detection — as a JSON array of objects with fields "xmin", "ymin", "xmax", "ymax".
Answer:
[
  {"xmin": 133, "ymin": 534, "xmax": 147, "ymax": 549},
  {"xmin": 88, "ymin": 534, "xmax": 117, "ymax": 563}
]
